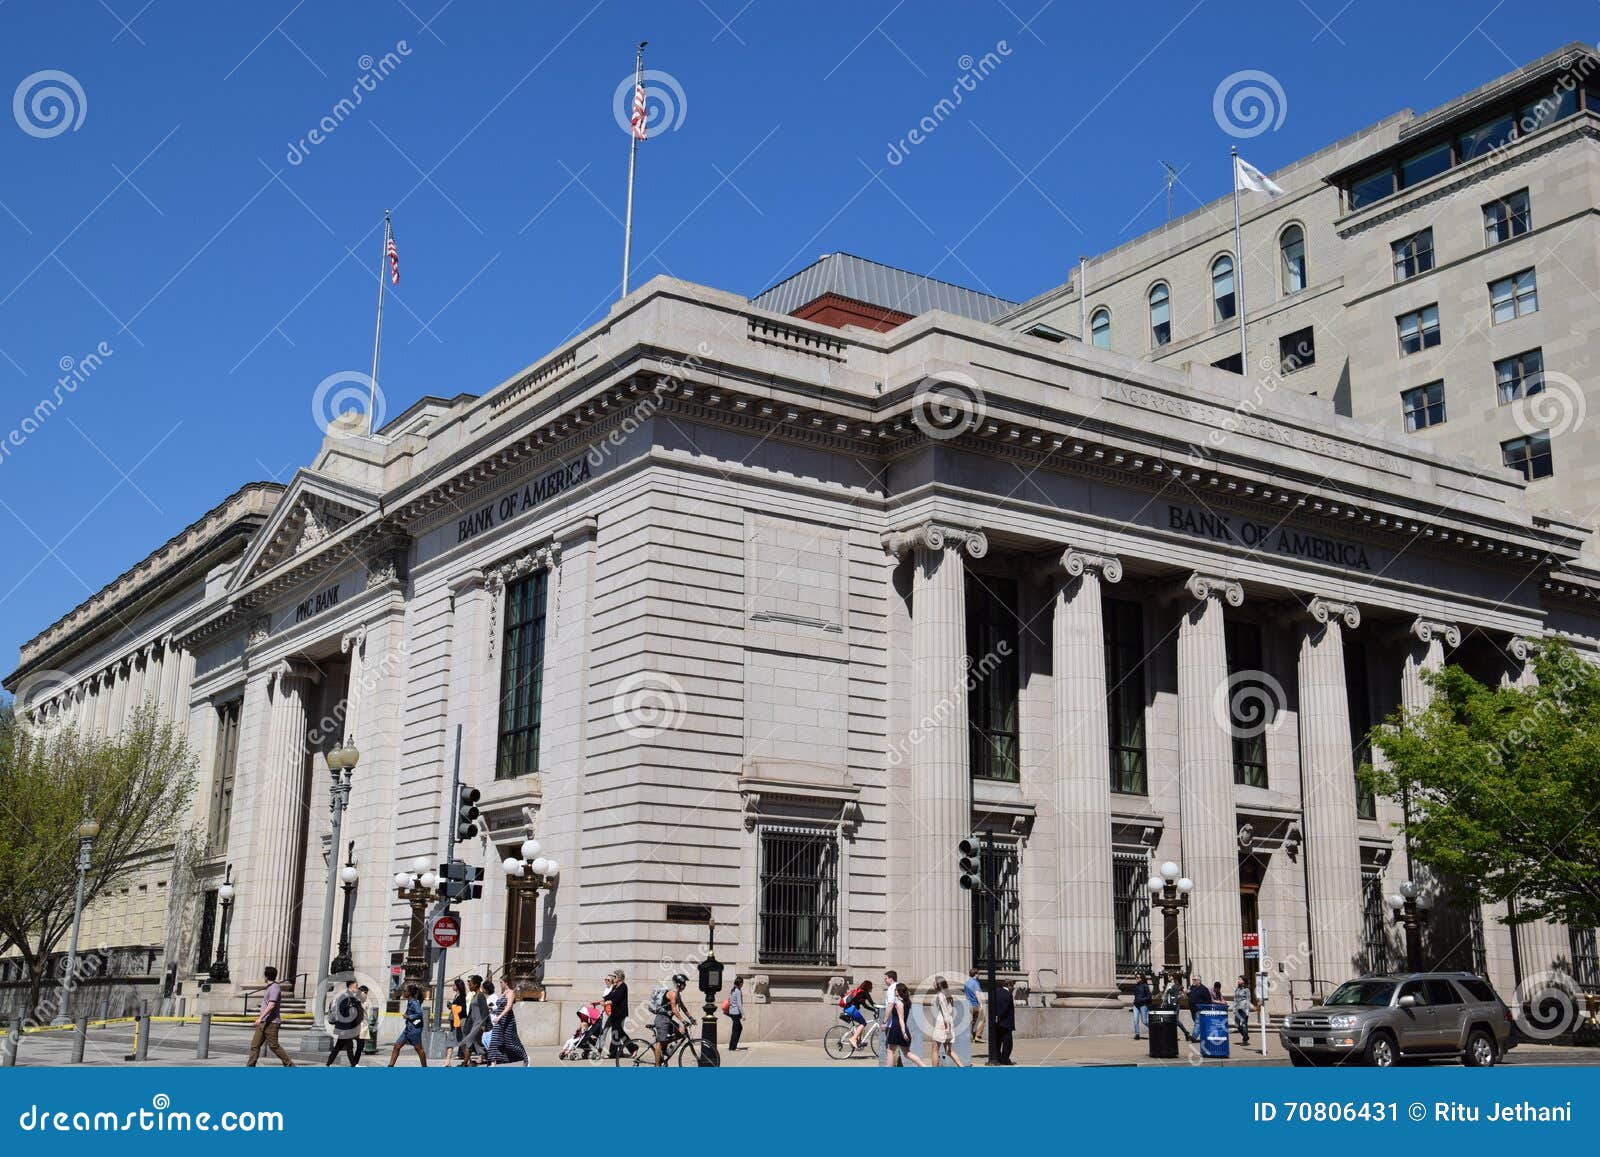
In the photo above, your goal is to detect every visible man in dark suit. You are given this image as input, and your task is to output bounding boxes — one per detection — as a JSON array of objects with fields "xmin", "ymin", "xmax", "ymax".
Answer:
[{"xmin": 992, "ymin": 981, "xmax": 1016, "ymax": 1065}]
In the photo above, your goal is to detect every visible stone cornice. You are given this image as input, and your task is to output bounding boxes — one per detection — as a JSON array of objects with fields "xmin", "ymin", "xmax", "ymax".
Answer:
[{"xmin": 881, "ymin": 520, "xmax": 989, "ymax": 559}]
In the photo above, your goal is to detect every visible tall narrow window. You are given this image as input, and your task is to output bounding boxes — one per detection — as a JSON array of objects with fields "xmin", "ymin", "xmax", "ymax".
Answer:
[
  {"xmin": 1225, "ymin": 620, "xmax": 1270, "ymax": 788},
  {"xmin": 1360, "ymin": 868, "xmax": 1387, "ymax": 974},
  {"xmin": 1211, "ymin": 255, "xmax": 1236, "ymax": 323},
  {"xmin": 971, "ymin": 840, "xmax": 1021, "ymax": 972},
  {"xmin": 495, "ymin": 569, "xmax": 549, "ymax": 779},
  {"xmin": 1490, "ymin": 268, "xmax": 1538, "ymax": 323},
  {"xmin": 966, "ymin": 574, "xmax": 1020, "ymax": 782},
  {"xmin": 1571, "ymin": 927, "xmax": 1600, "ymax": 990},
  {"xmin": 1483, "ymin": 189, "xmax": 1531, "ymax": 246},
  {"xmin": 1113, "ymin": 851, "xmax": 1152, "ymax": 977},
  {"xmin": 1346, "ymin": 640, "xmax": 1376, "ymax": 820},
  {"xmin": 1104, "ymin": 597, "xmax": 1147, "ymax": 795},
  {"xmin": 1090, "ymin": 307, "xmax": 1111, "ymax": 349},
  {"xmin": 1502, "ymin": 431, "xmax": 1553, "ymax": 480},
  {"xmin": 1280, "ymin": 225, "xmax": 1307, "ymax": 293},
  {"xmin": 1148, "ymin": 283, "xmax": 1171, "ymax": 347},
  {"xmin": 1392, "ymin": 229, "xmax": 1435, "ymax": 281},
  {"xmin": 194, "ymin": 889, "xmax": 219, "ymax": 974},
  {"xmin": 207, "ymin": 699, "xmax": 241, "ymax": 851},
  {"xmin": 757, "ymin": 825, "xmax": 838, "ymax": 966}
]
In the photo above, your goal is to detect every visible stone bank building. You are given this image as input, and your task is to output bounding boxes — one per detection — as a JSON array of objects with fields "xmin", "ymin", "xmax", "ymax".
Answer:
[{"xmin": 9, "ymin": 52, "xmax": 1600, "ymax": 1043}]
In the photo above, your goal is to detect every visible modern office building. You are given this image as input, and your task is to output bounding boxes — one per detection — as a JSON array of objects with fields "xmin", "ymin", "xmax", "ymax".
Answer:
[{"xmin": 6, "ymin": 46, "xmax": 1599, "ymax": 1043}]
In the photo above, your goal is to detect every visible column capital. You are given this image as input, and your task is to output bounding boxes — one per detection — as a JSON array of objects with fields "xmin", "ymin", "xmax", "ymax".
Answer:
[
  {"xmin": 881, "ymin": 520, "xmax": 988, "ymax": 560},
  {"xmin": 1306, "ymin": 596, "xmax": 1361, "ymax": 630},
  {"xmin": 267, "ymin": 659, "xmax": 322, "ymax": 690},
  {"xmin": 340, "ymin": 624, "xmax": 368, "ymax": 656},
  {"xmin": 1060, "ymin": 547, "xmax": 1123, "ymax": 584},
  {"xmin": 1507, "ymin": 635, "xmax": 1537, "ymax": 663},
  {"xmin": 1409, "ymin": 617, "xmax": 1460, "ymax": 649},
  {"xmin": 1182, "ymin": 571, "xmax": 1244, "ymax": 607}
]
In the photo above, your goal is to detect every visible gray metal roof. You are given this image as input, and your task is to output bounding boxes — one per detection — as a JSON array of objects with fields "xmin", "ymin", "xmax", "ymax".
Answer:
[{"xmin": 752, "ymin": 252, "xmax": 1016, "ymax": 323}]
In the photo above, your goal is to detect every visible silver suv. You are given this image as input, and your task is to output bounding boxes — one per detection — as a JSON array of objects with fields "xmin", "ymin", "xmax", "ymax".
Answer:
[{"xmin": 1281, "ymin": 972, "xmax": 1515, "ymax": 1067}]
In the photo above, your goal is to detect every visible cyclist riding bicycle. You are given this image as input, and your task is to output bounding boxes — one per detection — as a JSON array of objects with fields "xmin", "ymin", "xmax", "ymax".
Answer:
[
  {"xmin": 839, "ymin": 979, "xmax": 876, "ymax": 1049},
  {"xmin": 650, "ymin": 973, "xmax": 693, "ymax": 1066}
]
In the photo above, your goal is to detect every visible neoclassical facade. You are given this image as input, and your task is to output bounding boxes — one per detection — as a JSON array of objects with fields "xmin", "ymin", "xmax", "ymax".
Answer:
[{"xmin": 7, "ymin": 273, "xmax": 1599, "ymax": 1039}]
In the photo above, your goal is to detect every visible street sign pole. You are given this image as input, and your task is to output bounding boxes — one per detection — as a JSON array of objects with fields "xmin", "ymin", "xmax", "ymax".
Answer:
[{"xmin": 1258, "ymin": 922, "xmax": 1268, "ymax": 1056}]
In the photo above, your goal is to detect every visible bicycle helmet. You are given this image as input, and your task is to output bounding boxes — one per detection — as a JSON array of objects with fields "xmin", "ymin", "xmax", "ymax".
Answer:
[{"xmin": 672, "ymin": 973, "xmax": 689, "ymax": 986}]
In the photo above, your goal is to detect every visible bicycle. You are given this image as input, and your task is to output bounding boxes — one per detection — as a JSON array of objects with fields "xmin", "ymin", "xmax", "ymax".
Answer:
[
  {"xmin": 632, "ymin": 1016, "xmax": 721, "ymax": 1067},
  {"xmin": 824, "ymin": 1010, "xmax": 884, "ymax": 1060}
]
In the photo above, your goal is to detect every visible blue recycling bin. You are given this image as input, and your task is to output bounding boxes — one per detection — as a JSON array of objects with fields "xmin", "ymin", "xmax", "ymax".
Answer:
[{"xmin": 1197, "ymin": 1006, "xmax": 1230, "ymax": 1058}]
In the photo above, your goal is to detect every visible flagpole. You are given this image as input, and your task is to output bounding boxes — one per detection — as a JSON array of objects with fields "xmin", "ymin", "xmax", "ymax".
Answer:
[
  {"xmin": 621, "ymin": 40, "xmax": 646, "ymax": 297},
  {"xmin": 1231, "ymin": 147, "xmax": 1247, "ymax": 372},
  {"xmin": 369, "ymin": 210, "xmax": 390, "ymax": 435},
  {"xmin": 1078, "ymin": 255, "xmax": 1088, "ymax": 341}
]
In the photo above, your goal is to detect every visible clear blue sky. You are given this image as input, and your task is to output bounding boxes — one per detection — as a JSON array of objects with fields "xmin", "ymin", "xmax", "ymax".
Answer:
[{"xmin": 0, "ymin": 0, "xmax": 1590, "ymax": 679}]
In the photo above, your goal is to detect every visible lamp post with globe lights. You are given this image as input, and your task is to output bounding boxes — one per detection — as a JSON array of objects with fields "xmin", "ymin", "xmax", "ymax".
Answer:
[
  {"xmin": 1388, "ymin": 880, "xmax": 1431, "ymax": 971},
  {"xmin": 1148, "ymin": 860, "xmax": 1192, "ymax": 989},
  {"xmin": 394, "ymin": 856, "xmax": 443, "ymax": 991},
  {"xmin": 209, "ymin": 865, "xmax": 236, "ymax": 983},
  {"xmin": 330, "ymin": 842, "xmax": 359, "ymax": 975},
  {"xmin": 312, "ymin": 738, "xmax": 359, "ymax": 1030},
  {"xmin": 58, "ymin": 816, "xmax": 101, "ymax": 1022},
  {"xmin": 500, "ymin": 838, "xmax": 559, "ymax": 998}
]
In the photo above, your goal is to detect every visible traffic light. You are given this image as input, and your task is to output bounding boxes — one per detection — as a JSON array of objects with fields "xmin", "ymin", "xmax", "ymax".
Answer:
[
  {"xmin": 958, "ymin": 835, "xmax": 983, "ymax": 892},
  {"xmin": 438, "ymin": 861, "xmax": 485, "ymax": 902},
  {"xmin": 455, "ymin": 785, "xmax": 482, "ymax": 840}
]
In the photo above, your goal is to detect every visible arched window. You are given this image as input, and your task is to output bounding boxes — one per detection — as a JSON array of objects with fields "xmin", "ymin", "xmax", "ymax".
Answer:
[
  {"xmin": 1090, "ymin": 307, "xmax": 1111, "ymax": 349},
  {"xmin": 1281, "ymin": 224, "xmax": 1307, "ymax": 294},
  {"xmin": 1211, "ymin": 254, "xmax": 1236, "ymax": 323},
  {"xmin": 1148, "ymin": 284, "xmax": 1171, "ymax": 347}
]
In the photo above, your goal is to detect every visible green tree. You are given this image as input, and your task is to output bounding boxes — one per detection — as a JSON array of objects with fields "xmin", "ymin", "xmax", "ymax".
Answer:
[
  {"xmin": 1363, "ymin": 640, "xmax": 1600, "ymax": 929},
  {"xmin": 0, "ymin": 705, "xmax": 197, "ymax": 1019}
]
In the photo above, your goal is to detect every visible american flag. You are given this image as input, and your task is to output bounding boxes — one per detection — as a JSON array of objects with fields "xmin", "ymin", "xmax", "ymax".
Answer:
[
  {"xmin": 386, "ymin": 228, "xmax": 400, "ymax": 285},
  {"xmin": 631, "ymin": 80, "xmax": 647, "ymax": 140}
]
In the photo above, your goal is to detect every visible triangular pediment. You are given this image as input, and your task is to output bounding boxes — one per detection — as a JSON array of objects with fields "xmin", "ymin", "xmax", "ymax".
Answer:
[{"xmin": 229, "ymin": 470, "xmax": 381, "ymax": 591}]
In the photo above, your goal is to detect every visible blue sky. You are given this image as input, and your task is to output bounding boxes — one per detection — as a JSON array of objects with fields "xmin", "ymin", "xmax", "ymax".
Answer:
[{"xmin": 0, "ymin": 0, "xmax": 1591, "ymax": 679}]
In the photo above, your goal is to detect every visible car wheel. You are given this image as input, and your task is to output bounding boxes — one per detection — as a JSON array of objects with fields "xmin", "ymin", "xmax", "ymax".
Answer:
[
  {"xmin": 1463, "ymin": 1029, "xmax": 1497, "ymax": 1068},
  {"xmin": 1364, "ymin": 1032, "xmax": 1397, "ymax": 1068},
  {"xmin": 1289, "ymin": 1050, "xmax": 1314, "ymax": 1067}
]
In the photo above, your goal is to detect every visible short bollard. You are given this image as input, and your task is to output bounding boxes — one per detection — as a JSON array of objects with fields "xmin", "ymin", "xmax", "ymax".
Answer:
[
  {"xmin": 70, "ymin": 1017, "xmax": 88, "ymax": 1064},
  {"xmin": 196, "ymin": 1012, "xmax": 212, "ymax": 1060},
  {"xmin": 2, "ymin": 1027, "xmax": 19, "ymax": 1067},
  {"xmin": 134, "ymin": 1003, "xmax": 151, "ymax": 1061}
]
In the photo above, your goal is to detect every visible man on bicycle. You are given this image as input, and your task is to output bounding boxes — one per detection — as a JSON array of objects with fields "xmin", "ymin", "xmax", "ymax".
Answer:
[
  {"xmin": 840, "ymin": 979, "xmax": 876, "ymax": 1050},
  {"xmin": 652, "ymin": 973, "xmax": 692, "ymax": 1066}
]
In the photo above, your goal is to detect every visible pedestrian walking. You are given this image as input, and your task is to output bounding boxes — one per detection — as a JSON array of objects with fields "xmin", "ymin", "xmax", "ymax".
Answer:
[
  {"xmin": 604, "ymin": 969, "xmax": 634, "ymax": 1060},
  {"xmin": 245, "ymin": 965, "xmax": 294, "ymax": 1067},
  {"xmin": 460, "ymin": 973, "xmax": 490, "ymax": 1064},
  {"xmin": 444, "ymin": 977, "xmax": 468, "ymax": 1067},
  {"xmin": 1131, "ymin": 972, "xmax": 1151, "ymax": 1040},
  {"xmin": 725, "ymin": 977, "xmax": 745, "ymax": 1051},
  {"xmin": 929, "ymin": 975, "xmax": 964, "ymax": 1067},
  {"xmin": 991, "ymin": 981, "xmax": 1016, "ymax": 1065},
  {"xmin": 883, "ymin": 982, "xmax": 924, "ymax": 1067},
  {"xmin": 325, "ymin": 978, "xmax": 364, "ymax": 1067},
  {"xmin": 879, "ymin": 971, "xmax": 899, "ymax": 1063},
  {"xmin": 1185, "ymin": 975, "xmax": 1211, "ymax": 1042},
  {"xmin": 485, "ymin": 976, "xmax": 527, "ymax": 1065},
  {"xmin": 387, "ymin": 984, "xmax": 428, "ymax": 1067},
  {"xmin": 360, "ymin": 985, "xmax": 379, "ymax": 1056},
  {"xmin": 964, "ymin": 968, "xmax": 983, "ymax": 1043},
  {"xmin": 1231, "ymin": 975, "xmax": 1253, "ymax": 1045},
  {"xmin": 1212, "ymin": 979, "xmax": 1225, "ymax": 1005}
]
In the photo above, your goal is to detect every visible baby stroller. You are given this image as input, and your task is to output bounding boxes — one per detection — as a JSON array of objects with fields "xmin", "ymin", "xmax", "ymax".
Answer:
[{"xmin": 558, "ymin": 1004, "xmax": 607, "ymax": 1060}]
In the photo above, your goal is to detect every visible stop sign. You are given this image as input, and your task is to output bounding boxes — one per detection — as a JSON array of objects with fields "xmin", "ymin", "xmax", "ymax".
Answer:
[{"xmin": 430, "ymin": 914, "xmax": 461, "ymax": 949}]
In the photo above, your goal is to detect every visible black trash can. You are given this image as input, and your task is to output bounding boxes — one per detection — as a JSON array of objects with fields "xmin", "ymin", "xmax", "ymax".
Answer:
[{"xmin": 1148, "ymin": 1009, "xmax": 1179, "ymax": 1058}]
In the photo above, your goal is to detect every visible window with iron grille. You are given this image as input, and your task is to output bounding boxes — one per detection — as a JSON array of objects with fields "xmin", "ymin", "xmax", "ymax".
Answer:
[
  {"xmin": 966, "ymin": 573, "xmax": 1020, "ymax": 782},
  {"xmin": 1571, "ymin": 927, "xmax": 1599, "ymax": 990},
  {"xmin": 1114, "ymin": 851, "xmax": 1152, "ymax": 977},
  {"xmin": 758, "ymin": 826, "xmax": 838, "ymax": 966},
  {"xmin": 971, "ymin": 841, "xmax": 1021, "ymax": 972},
  {"xmin": 496, "ymin": 570, "xmax": 549, "ymax": 779},
  {"xmin": 1360, "ymin": 868, "xmax": 1387, "ymax": 974},
  {"xmin": 207, "ymin": 699, "xmax": 241, "ymax": 851},
  {"xmin": 1346, "ymin": 641, "xmax": 1376, "ymax": 820},
  {"xmin": 1104, "ymin": 598, "xmax": 1147, "ymax": 795},
  {"xmin": 1225, "ymin": 620, "xmax": 1270, "ymax": 788},
  {"xmin": 194, "ymin": 889, "xmax": 218, "ymax": 974}
]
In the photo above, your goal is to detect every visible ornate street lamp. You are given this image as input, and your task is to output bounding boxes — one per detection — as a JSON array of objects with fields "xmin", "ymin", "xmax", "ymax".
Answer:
[
  {"xmin": 209, "ymin": 865, "xmax": 236, "ymax": 983},
  {"xmin": 1148, "ymin": 860, "xmax": 1192, "ymax": 988},
  {"xmin": 1387, "ymin": 880, "xmax": 1432, "ymax": 972},
  {"xmin": 500, "ymin": 838, "xmax": 559, "ymax": 998},
  {"xmin": 394, "ymin": 855, "xmax": 443, "ymax": 991},
  {"xmin": 330, "ymin": 842, "xmax": 359, "ymax": 976},
  {"xmin": 58, "ymin": 816, "xmax": 100, "ymax": 1022},
  {"xmin": 696, "ymin": 918, "xmax": 724, "ymax": 1067},
  {"xmin": 312, "ymin": 738, "xmax": 359, "ymax": 1029}
]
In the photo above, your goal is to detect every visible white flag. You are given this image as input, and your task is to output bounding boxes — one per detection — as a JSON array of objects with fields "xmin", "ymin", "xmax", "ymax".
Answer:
[{"xmin": 1234, "ymin": 155, "xmax": 1286, "ymax": 197}]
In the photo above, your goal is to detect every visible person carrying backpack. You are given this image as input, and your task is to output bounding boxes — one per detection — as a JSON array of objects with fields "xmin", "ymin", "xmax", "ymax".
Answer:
[
  {"xmin": 649, "ymin": 973, "xmax": 692, "ymax": 1066},
  {"xmin": 324, "ymin": 978, "xmax": 364, "ymax": 1067},
  {"xmin": 838, "ymin": 979, "xmax": 875, "ymax": 1050}
]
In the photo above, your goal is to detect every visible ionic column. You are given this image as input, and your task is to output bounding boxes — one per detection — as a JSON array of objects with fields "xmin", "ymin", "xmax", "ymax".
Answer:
[
  {"xmin": 1504, "ymin": 636, "xmax": 1538, "ymax": 690},
  {"xmin": 1401, "ymin": 618, "xmax": 1459, "ymax": 712},
  {"xmin": 1054, "ymin": 547, "xmax": 1122, "ymax": 996},
  {"xmin": 1176, "ymin": 571, "xmax": 1244, "ymax": 980},
  {"xmin": 339, "ymin": 626, "xmax": 368, "ymax": 740},
  {"xmin": 884, "ymin": 520, "xmax": 987, "ymax": 982},
  {"xmin": 1296, "ymin": 597, "xmax": 1365, "ymax": 980},
  {"xmin": 238, "ymin": 661, "xmax": 318, "ymax": 978}
]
